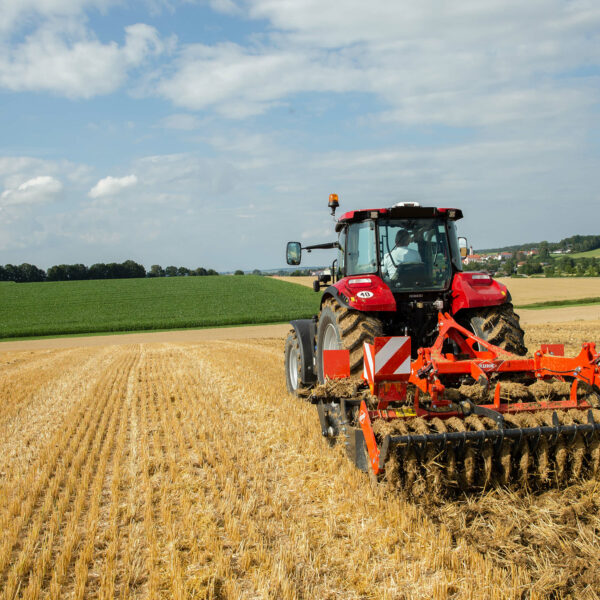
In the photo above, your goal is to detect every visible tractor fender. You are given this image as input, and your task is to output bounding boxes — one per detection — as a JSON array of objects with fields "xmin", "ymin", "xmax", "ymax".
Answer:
[
  {"xmin": 451, "ymin": 272, "xmax": 511, "ymax": 313},
  {"xmin": 320, "ymin": 285, "xmax": 351, "ymax": 310},
  {"xmin": 321, "ymin": 277, "xmax": 396, "ymax": 312},
  {"xmin": 289, "ymin": 319, "xmax": 317, "ymax": 385}
]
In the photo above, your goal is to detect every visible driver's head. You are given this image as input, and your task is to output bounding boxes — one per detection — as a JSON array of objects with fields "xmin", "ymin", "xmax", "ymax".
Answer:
[{"xmin": 395, "ymin": 230, "xmax": 411, "ymax": 247}]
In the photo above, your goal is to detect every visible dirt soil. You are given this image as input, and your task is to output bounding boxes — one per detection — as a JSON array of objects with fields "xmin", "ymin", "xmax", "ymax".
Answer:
[{"xmin": 0, "ymin": 323, "xmax": 292, "ymax": 353}]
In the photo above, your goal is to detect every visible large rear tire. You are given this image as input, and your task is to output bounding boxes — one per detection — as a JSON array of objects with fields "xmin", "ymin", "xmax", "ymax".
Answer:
[
  {"xmin": 461, "ymin": 302, "xmax": 528, "ymax": 356},
  {"xmin": 316, "ymin": 298, "xmax": 383, "ymax": 382}
]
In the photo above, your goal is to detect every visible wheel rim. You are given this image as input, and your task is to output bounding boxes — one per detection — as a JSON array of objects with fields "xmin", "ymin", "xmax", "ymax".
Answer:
[
  {"xmin": 323, "ymin": 323, "xmax": 341, "ymax": 350},
  {"xmin": 288, "ymin": 345, "xmax": 299, "ymax": 390}
]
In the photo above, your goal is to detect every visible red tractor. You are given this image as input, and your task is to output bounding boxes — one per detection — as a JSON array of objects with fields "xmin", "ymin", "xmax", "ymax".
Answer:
[
  {"xmin": 284, "ymin": 195, "xmax": 600, "ymax": 492},
  {"xmin": 285, "ymin": 196, "xmax": 526, "ymax": 393}
]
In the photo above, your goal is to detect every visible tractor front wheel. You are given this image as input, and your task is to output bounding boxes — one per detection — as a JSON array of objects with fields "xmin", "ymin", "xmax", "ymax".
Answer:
[
  {"xmin": 284, "ymin": 329, "xmax": 310, "ymax": 396},
  {"xmin": 316, "ymin": 298, "xmax": 383, "ymax": 383},
  {"xmin": 460, "ymin": 302, "xmax": 528, "ymax": 356}
]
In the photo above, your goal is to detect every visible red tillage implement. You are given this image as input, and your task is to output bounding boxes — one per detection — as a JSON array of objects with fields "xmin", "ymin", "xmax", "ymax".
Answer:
[{"xmin": 320, "ymin": 313, "xmax": 600, "ymax": 491}]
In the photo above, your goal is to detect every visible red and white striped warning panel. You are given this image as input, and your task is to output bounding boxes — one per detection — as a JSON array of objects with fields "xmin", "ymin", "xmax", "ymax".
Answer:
[
  {"xmin": 373, "ymin": 336, "xmax": 411, "ymax": 380},
  {"xmin": 363, "ymin": 342, "xmax": 375, "ymax": 385}
]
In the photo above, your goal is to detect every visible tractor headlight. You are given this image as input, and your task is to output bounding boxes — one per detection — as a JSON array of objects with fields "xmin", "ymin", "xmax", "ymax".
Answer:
[{"xmin": 348, "ymin": 278, "xmax": 372, "ymax": 286}]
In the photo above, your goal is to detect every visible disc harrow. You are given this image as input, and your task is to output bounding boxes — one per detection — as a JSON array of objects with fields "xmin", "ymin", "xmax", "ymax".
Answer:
[{"xmin": 313, "ymin": 312, "xmax": 600, "ymax": 494}]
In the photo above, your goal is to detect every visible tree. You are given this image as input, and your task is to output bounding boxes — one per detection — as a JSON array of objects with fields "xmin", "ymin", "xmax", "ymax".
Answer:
[
  {"xmin": 148, "ymin": 265, "xmax": 165, "ymax": 277},
  {"xmin": 503, "ymin": 258, "xmax": 516, "ymax": 275},
  {"xmin": 252, "ymin": 269, "xmax": 262, "ymax": 276},
  {"xmin": 65, "ymin": 264, "xmax": 88, "ymax": 280},
  {"xmin": 88, "ymin": 263, "xmax": 109, "ymax": 279},
  {"xmin": 165, "ymin": 266, "xmax": 178, "ymax": 277},
  {"xmin": 121, "ymin": 260, "xmax": 146, "ymax": 278},
  {"xmin": 192, "ymin": 267, "xmax": 207, "ymax": 276},
  {"xmin": 177, "ymin": 266, "xmax": 190, "ymax": 276},
  {"xmin": 19, "ymin": 263, "xmax": 46, "ymax": 282},
  {"xmin": 4, "ymin": 264, "xmax": 22, "ymax": 282},
  {"xmin": 538, "ymin": 241, "xmax": 550, "ymax": 260},
  {"xmin": 207, "ymin": 269, "xmax": 218, "ymax": 276},
  {"xmin": 47, "ymin": 264, "xmax": 68, "ymax": 281},
  {"xmin": 234, "ymin": 270, "xmax": 244, "ymax": 275}
]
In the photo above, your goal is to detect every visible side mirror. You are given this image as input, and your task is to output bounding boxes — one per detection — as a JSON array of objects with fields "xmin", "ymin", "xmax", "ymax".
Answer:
[
  {"xmin": 286, "ymin": 241, "xmax": 302, "ymax": 265},
  {"xmin": 458, "ymin": 237, "xmax": 468, "ymax": 258}
]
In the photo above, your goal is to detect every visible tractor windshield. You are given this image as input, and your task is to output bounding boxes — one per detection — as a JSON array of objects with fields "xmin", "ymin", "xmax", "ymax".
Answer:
[{"xmin": 378, "ymin": 218, "xmax": 453, "ymax": 291}]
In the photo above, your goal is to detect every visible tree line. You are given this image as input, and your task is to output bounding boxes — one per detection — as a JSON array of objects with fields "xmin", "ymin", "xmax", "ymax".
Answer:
[{"xmin": 0, "ymin": 261, "xmax": 220, "ymax": 283}]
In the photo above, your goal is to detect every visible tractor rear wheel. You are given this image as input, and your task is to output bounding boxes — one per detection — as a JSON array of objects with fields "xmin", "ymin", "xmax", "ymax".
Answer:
[
  {"xmin": 316, "ymin": 298, "xmax": 383, "ymax": 383},
  {"xmin": 461, "ymin": 302, "xmax": 528, "ymax": 356}
]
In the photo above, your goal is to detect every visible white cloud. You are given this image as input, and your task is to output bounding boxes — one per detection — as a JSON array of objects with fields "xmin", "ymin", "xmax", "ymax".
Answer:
[
  {"xmin": 0, "ymin": 0, "xmax": 114, "ymax": 34},
  {"xmin": 156, "ymin": 42, "xmax": 361, "ymax": 117},
  {"xmin": 207, "ymin": 0, "xmax": 241, "ymax": 15},
  {"xmin": 88, "ymin": 174, "xmax": 138, "ymax": 198},
  {"xmin": 0, "ymin": 22, "xmax": 164, "ymax": 98},
  {"xmin": 154, "ymin": 1, "xmax": 600, "ymax": 127},
  {"xmin": 0, "ymin": 175, "xmax": 63, "ymax": 206}
]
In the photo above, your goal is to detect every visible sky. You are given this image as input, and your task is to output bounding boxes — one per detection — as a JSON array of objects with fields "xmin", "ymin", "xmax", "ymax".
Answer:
[{"xmin": 0, "ymin": 0, "xmax": 599, "ymax": 272}]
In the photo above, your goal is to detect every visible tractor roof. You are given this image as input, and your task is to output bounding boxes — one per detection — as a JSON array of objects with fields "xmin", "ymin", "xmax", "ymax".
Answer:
[{"xmin": 335, "ymin": 206, "xmax": 463, "ymax": 231}]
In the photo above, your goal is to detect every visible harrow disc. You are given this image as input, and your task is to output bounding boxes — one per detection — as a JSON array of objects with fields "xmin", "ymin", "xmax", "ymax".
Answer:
[{"xmin": 374, "ymin": 407, "xmax": 600, "ymax": 496}]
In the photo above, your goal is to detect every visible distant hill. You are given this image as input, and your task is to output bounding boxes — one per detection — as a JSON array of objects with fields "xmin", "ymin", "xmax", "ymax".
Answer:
[{"xmin": 479, "ymin": 234, "xmax": 600, "ymax": 255}]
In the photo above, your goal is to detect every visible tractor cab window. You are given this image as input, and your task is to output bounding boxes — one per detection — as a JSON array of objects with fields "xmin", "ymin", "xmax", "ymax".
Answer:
[
  {"xmin": 346, "ymin": 221, "xmax": 377, "ymax": 275},
  {"xmin": 447, "ymin": 221, "xmax": 463, "ymax": 272},
  {"xmin": 337, "ymin": 228, "xmax": 346, "ymax": 279},
  {"xmin": 378, "ymin": 218, "xmax": 452, "ymax": 291}
]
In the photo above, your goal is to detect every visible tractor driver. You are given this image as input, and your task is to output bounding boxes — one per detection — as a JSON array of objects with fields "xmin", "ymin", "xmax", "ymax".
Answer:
[{"xmin": 382, "ymin": 230, "xmax": 422, "ymax": 281}]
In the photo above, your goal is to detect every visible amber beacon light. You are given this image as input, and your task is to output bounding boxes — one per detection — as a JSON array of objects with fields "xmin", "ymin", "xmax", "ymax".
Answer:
[{"xmin": 328, "ymin": 193, "xmax": 339, "ymax": 216}]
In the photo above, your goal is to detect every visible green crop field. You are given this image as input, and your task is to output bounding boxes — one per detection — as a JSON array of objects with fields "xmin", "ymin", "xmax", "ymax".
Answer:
[
  {"xmin": 564, "ymin": 248, "xmax": 600, "ymax": 258},
  {"xmin": 0, "ymin": 276, "xmax": 321, "ymax": 339}
]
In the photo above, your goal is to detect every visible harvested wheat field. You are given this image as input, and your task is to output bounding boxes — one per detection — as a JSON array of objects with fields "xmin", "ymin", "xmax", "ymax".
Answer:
[{"xmin": 1, "ymin": 322, "xmax": 600, "ymax": 599}]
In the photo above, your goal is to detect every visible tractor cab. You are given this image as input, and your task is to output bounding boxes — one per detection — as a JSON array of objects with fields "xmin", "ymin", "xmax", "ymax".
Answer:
[
  {"xmin": 335, "ymin": 204, "xmax": 464, "ymax": 294},
  {"xmin": 287, "ymin": 200, "xmax": 466, "ymax": 296}
]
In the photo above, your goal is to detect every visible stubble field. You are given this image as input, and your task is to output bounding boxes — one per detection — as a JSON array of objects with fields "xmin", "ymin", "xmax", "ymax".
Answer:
[{"xmin": 1, "ymin": 320, "xmax": 600, "ymax": 599}]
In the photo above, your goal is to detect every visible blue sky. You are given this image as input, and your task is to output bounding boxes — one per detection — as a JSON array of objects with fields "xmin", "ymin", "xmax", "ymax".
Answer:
[{"xmin": 0, "ymin": 0, "xmax": 599, "ymax": 272}]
